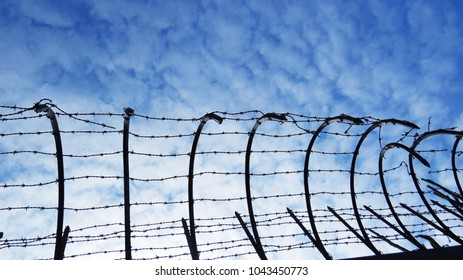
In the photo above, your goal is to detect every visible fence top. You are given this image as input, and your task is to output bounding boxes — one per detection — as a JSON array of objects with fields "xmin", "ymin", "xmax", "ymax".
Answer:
[{"xmin": 0, "ymin": 102, "xmax": 462, "ymax": 260}]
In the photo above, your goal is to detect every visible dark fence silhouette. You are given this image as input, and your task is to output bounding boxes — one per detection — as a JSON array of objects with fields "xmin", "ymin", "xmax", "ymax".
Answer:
[{"xmin": 0, "ymin": 99, "xmax": 462, "ymax": 260}]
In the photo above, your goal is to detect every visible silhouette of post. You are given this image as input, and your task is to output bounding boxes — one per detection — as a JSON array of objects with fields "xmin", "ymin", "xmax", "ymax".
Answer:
[
  {"xmin": 182, "ymin": 113, "xmax": 223, "ymax": 260},
  {"xmin": 238, "ymin": 113, "xmax": 287, "ymax": 260},
  {"xmin": 33, "ymin": 100, "xmax": 67, "ymax": 260},
  {"xmin": 123, "ymin": 107, "xmax": 134, "ymax": 260}
]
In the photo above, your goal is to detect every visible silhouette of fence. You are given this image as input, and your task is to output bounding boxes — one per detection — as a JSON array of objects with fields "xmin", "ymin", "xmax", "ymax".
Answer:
[{"xmin": 0, "ymin": 99, "xmax": 462, "ymax": 260}]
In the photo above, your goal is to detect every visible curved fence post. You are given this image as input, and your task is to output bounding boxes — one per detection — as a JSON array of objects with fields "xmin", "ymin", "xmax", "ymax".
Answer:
[
  {"xmin": 348, "ymin": 119, "xmax": 419, "ymax": 256},
  {"xmin": 235, "ymin": 113, "xmax": 287, "ymax": 260},
  {"xmin": 33, "ymin": 100, "xmax": 68, "ymax": 260},
  {"xmin": 5, "ymin": 103, "xmax": 463, "ymax": 259},
  {"xmin": 451, "ymin": 136, "xmax": 463, "ymax": 197},
  {"xmin": 376, "ymin": 142, "xmax": 427, "ymax": 249},
  {"xmin": 288, "ymin": 114, "xmax": 363, "ymax": 260},
  {"xmin": 122, "ymin": 107, "xmax": 134, "ymax": 260},
  {"xmin": 182, "ymin": 113, "xmax": 223, "ymax": 260},
  {"xmin": 408, "ymin": 129, "xmax": 463, "ymax": 245}
]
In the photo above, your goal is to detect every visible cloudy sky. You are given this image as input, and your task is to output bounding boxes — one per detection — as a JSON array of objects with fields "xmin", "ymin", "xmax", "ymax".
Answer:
[{"xmin": 1, "ymin": 0, "xmax": 463, "ymax": 260}]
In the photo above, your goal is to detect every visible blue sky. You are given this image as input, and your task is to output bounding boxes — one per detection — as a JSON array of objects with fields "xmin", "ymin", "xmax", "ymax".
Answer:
[
  {"xmin": 1, "ymin": 0, "xmax": 463, "ymax": 260},
  {"xmin": 1, "ymin": 0, "xmax": 462, "ymax": 122}
]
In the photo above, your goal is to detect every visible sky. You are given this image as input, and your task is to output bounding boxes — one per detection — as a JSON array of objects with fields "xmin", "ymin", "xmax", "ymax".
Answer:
[{"xmin": 1, "ymin": 0, "xmax": 463, "ymax": 260}]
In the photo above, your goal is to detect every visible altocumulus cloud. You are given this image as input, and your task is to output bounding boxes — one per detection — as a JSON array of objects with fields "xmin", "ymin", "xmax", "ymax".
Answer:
[
  {"xmin": 0, "ymin": 0, "xmax": 463, "ymax": 259},
  {"xmin": 0, "ymin": 0, "xmax": 462, "ymax": 120}
]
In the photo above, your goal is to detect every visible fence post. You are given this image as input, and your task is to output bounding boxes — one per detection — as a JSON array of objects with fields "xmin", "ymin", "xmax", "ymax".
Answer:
[
  {"xmin": 349, "ymin": 119, "xmax": 419, "ymax": 256},
  {"xmin": 408, "ymin": 129, "xmax": 463, "ymax": 245},
  {"xmin": 236, "ymin": 113, "xmax": 287, "ymax": 260},
  {"xmin": 33, "ymin": 100, "xmax": 68, "ymax": 260},
  {"xmin": 182, "ymin": 113, "xmax": 223, "ymax": 260},
  {"xmin": 377, "ymin": 142, "xmax": 427, "ymax": 250},
  {"xmin": 451, "ymin": 136, "xmax": 463, "ymax": 197},
  {"xmin": 291, "ymin": 114, "xmax": 362, "ymax": 260},
  {"xmin": 123, "ymin": 107, "xmax": 134, "ymax": 260}
]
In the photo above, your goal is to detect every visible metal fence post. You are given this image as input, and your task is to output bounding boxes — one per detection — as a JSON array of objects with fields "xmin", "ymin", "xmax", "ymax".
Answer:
[
  {"xmin": 290, "ymin": 114, "xmax": 362, "ymax": 260},
  {"xmin": 408, "ymin": 129, "xmax": 463, "ymax": 245},
  {"xmin": 182, "ymin": 113, "xmax": 223, "ymax": 260},
  {"xmin": 349, "ymin": 119, "xmax": 419, "ymax": 255},
  {"xmin": 451, "ymin": 136, "xmax": 463, "ymax": 197},
  {"xmin": 377, "ymin": 142, "xmax": 427, "ymax": 250},
  {"xmin": 123, "ymin": 107, "xmax": 134, "ymax": 260},
  {"xmin": 33, "ymin": 100, "xmax": 68, "ymax": 260},
  {"xmin": 236, "ymin": 113, "xmax": 287, "ymax": 260}
]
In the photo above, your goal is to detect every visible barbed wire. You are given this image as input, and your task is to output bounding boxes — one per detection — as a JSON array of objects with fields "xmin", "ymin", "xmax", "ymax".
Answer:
[
  {"xmin": 0, "ymin": 196, "xmax": 437, "ymax": 214},
  {"xmin": 1, "ymin": 101, "xmax": 462, "ymax": 260},
  {"xmin": 0, "ymin": 161, "xmax": 425, "ymax": 188}
]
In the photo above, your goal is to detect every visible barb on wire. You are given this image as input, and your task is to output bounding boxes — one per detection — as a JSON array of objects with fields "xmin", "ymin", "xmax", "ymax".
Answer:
[
  {"xmin": 363, "ymin": 205, "xmax": 421, "ymax": 250},
  {"xmin": 0, "ymin": 105, "xmax": 36, "ymax": 120},
  {"xmin": 368, "ymin": 228, "xmax": 409, "ymax": 252},
  {"xmin": 2, "ymin": 102, "xmax": 463, "ymax": 260},
  {"xmin": 430, "ymin": 199, "xmax": 463, "ymax": 221},
  {"xmin": 422, "ymin": 178, "xmax": 463, "ymax": 203},
  {"xmin": 35, "ymin": 99, "xmax": 117, "ymax": 129}
]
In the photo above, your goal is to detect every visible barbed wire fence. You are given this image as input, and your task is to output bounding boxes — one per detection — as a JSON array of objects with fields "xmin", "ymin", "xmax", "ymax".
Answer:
[{"xmin": 0, "ymin": 100, "xmax": 462, "ymax": 260}]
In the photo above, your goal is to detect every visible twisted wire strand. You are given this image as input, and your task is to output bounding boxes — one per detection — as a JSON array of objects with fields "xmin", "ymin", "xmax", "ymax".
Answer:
[{"xmin": 1, "ymin": 101, "xmax": 462, "ymax": 259}]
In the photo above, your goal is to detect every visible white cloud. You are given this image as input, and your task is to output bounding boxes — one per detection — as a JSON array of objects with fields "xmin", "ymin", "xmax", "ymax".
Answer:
[
  {"xmin": 1, "ymin": 0, "xmax": 463, "ymax": 260},
  {"xmin": 17, "ymin": 0, "xmax": 75, "ymax": 28}
]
